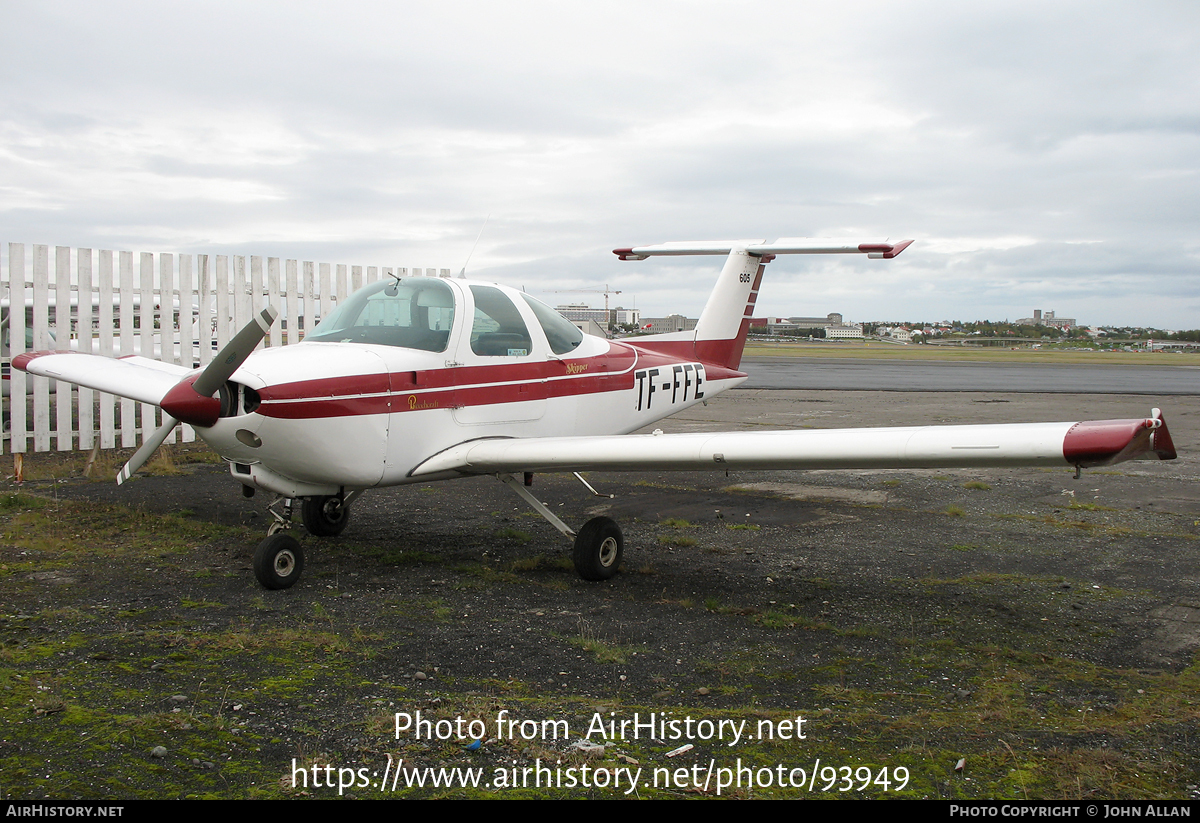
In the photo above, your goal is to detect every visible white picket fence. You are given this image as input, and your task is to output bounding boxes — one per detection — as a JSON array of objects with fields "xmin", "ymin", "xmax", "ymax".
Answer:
[{"xmin": 2, "ymin": 243, "xmax": 450, "ymax": 455}]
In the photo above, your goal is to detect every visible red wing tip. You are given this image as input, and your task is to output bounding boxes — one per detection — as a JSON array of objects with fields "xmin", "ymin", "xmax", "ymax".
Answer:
[
  {"xmin": 1063, "ymin": 415, "xmax": 1177, "ymax": 466},
  {"xmin": 11, "ymin": 350, "xmax": 71, "ymax": 371},
  {"xmin": 860, "ymin": 240, "xmax": 914, "ymax": 258},
  {"xmin": 613, "ymin": 248, "xmax": 648, "ymax": 261},
  {"xmin": 1151, "ymin": 410, "xmax": 1178, "ymax": 460}
]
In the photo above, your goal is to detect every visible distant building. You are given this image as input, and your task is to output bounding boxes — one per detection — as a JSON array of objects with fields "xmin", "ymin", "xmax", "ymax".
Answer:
[
  {"xmin": 612, "ymin": 308, "xmax": 641, "ymax": 327},
  {"xmin": 1016, "ymin": 309, "xmax": 1077, "ymax": 330},
  {"xmin": 825, "ymin": 324, "xmax": 864, "ymax": 339},
  {"xmin": 643, "ymin": 314, "xmax": 697, "ymax": 333},
  {"xmin": 555, "ymin": 304, "xmax": 641, "ymax": 328},
  {"xmin": 749, "ymin": 317, "xmax": 800, "ymax": 334},
  {"xmin": 788, "ymin": 312, "xmax": 843, "ymax": 327},
  {"xmin": 749, "ymin": 312, "xmax": 850, "ymax": 336},
  {"xmin": 556, "ymin": 303, "xmax": 609, "ymax": 324}
]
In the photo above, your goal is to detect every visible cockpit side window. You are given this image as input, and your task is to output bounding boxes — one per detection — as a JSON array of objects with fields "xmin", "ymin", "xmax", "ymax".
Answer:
[
  {"xmin": 306, "ymin": 279, "xmax": 455, "ymax": 352},
  {"xmin": 520, "ymin": 294, "xmax": 584, "ymax": 355},
  {"xmin": 469, "ymin": 286, "xmax": 532, "ymax": 357}
]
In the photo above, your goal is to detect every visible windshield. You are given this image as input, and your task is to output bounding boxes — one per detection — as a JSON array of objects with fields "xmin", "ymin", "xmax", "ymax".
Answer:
[{"xmin": 306, "ymin": 279, "xmax": 456, "ymax": 352}]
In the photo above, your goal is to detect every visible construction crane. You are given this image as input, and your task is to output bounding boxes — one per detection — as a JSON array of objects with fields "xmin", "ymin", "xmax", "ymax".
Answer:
[{"xmin": 551, "ymin": 285, "xmax": 623, "ymax": 317}]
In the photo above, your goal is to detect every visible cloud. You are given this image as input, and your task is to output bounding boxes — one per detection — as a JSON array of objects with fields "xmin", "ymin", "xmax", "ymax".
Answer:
[{"xmin": 2, "ymin": 1, "xmax": 1198, "ymax": 327}]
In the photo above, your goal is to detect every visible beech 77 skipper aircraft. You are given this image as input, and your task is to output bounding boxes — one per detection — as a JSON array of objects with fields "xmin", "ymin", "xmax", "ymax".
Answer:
[{"xmin": 15, "ymin": 238, "xmax": 1176, "ymax": 589}]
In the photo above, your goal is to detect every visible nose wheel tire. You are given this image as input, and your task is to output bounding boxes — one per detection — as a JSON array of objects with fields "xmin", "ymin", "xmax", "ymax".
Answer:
[
  {"xmin": 253, "ymin": 533, "xmax": 305, "ymax": 589},
  {"xmin": 572, "ymin": 516, "xmax": 623, "ymax": 581},
  {"xmin": 302, "ymin": 495, "xmax": 349, "ymax": 537}
]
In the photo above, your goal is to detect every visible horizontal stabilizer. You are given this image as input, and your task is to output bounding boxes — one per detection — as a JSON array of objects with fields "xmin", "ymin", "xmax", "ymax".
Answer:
[
  {"xmin": 412, "ymin": 413, "xmax": 1175, "ymax": 477},
  {"xmin": 614, "ymin": 238, "xmax": 913, "ymax": 260},
  {"xmin": 13, "ymin": 351, "xmax": 190, "ymax": 406}
]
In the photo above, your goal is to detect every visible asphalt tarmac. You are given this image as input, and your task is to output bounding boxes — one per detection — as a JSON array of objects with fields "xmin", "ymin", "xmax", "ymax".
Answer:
[{"xmin": 741, "ymin": 356, "xmax": 1200, "ymax": 394}]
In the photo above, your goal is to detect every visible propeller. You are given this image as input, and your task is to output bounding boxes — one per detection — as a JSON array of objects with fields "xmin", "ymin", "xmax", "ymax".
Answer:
[{"xmin": 117, "ymin": 306, "xmax": 278, "ymax": 484}]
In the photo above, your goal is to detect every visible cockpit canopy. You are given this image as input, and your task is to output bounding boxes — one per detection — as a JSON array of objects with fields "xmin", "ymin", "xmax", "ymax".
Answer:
[{"xmin": 305, "ymin": 278, "xmax": 584, "ymax": 357}]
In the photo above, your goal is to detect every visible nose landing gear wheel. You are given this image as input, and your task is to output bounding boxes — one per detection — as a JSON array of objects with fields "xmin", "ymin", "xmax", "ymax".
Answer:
[
  {"xmin": 253, "ymin": 533, "xmax": 305, "ymax": 589},
  {"xmin": 572, "ymin": 516, "xmax": 623, "ymax": 581},
  {"xmin": 302, "ymin": 495, "xmax": 349, "ymax": 536}
]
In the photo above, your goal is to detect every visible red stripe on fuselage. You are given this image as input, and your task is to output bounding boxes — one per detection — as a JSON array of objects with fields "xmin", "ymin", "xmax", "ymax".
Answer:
[
  {"xmin": 253, "ymin": 343, "xmax": 740, "ymax": 420},
  {"xmin": 260, "ymin": 347, "xmax": 637, "ymax": 403}
]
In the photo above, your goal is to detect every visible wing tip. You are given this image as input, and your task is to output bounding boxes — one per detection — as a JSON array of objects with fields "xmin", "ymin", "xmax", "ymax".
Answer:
[
  {"xmin": 12, "ymin": 350, "xmax": 71, "ymax": 371},
  {"xmin": 1063, "ymin": 410, "xmax": 1178, "ymax": 466},
  {"xmin": 1151, "ymin": 408, "xmax": 1178, "ymax": 460},
  {"xmin": 864, "ymin": 239, "xmax": 914, "ymax": 259}
]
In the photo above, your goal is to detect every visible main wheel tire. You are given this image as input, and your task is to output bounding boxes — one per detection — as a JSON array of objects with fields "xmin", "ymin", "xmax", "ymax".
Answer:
[
  {"xmin": 572, "ymin": 516, "xmax": 623, "ymax": 581},
  {"xmin": 253, "ymin": 533, "xmax": 305, "ymax": 589},
  {"xmin": 302, "ymin": 495, "xmax": 349, "ymax": 537}
]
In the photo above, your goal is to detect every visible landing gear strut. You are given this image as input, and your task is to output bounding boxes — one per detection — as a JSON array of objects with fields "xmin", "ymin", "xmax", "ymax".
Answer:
[
  {"xmin": 251, "ymin": 490, "xmax": 361, "ymax": 589},
  {"xmin": 496, "ymin": 473, "xmax": 624, "ymax": 581}
]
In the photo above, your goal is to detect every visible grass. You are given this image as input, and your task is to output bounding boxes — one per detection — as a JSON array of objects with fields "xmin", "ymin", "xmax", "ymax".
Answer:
[
  {"xmin": 568, "ymin": 619, "xmax": 643, "ymax": 664},
  {"xmin": 0, "ymin": 492, "xmax": 49, "ymax": 511},
  {"xmin": 964, "ymin": 481, "xmax": 991, "ymax": 491},
  {"xmin": 144, "ymin": 447, "xmax": 184, "ymax": 477},
  {"xmin": 741, "ymin": 340, "xmax": 1183, "ymax": 366},
  {"xmin": 1064, "ymin": 502, "xmax": 1117, "ymax": 512},
  {"xmin": 0, "ymin": 494, "xmax": 240, "ymax": 565},
  {"xmin": 658, "ymin": 518, "xmax": 701, "ymax": 546},
  {"xmin": 16, "ymin": 443, "xmax": 224, "ymax": 483}
]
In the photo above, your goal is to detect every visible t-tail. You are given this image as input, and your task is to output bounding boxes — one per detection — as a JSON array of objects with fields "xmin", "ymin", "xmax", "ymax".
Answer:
[{"xmin": 614, "ymin": 238, "xmax": 912, "ymax": 370}]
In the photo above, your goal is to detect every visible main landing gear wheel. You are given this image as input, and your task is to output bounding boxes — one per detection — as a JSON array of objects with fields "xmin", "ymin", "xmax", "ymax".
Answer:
[
  {"xmin": 302, "ymin": 495, "xmax": 349, "ymax": 537},
  {"xmin": 572, "ymin": 516, "xmax": 623, "ymax": 581},
  {"xmin": 253, "ymin": 533, "xmax": 305, "ymax": 589}
]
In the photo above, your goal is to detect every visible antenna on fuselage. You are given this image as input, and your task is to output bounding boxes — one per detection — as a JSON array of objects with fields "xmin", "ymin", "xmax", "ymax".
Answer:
[{"xmin": 458, "ymin": 215, "xmax": 491, "ymax": 279}]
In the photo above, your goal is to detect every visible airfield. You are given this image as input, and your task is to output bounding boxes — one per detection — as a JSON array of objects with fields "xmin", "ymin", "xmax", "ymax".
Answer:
[{"xmin": 2, "ymin": 365, "xmax": 1198, "ymax": 798}]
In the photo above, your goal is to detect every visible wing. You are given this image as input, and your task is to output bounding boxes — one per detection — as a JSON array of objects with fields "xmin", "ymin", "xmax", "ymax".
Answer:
[
  {"xmin": 410, "ymin": 411, "xmax": 1175, "ymax": 477},
  {"xmin": 15, "ymin": 307, "xmax": 278, "ymax": 485},
  {"xmin": 14, "ymin": 351, "xmax": 191, "ymax": 405}
]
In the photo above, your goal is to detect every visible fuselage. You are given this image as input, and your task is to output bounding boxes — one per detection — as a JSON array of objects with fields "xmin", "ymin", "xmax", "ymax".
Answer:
[{"xmin": 200, "ymin": 277, "xmax": 746, "ymax": 496}]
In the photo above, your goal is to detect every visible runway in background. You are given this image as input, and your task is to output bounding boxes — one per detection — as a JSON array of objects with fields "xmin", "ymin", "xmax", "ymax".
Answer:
[{"xmin": 741, "ymin": 356, "xmax": 1200, "ymax": 395}]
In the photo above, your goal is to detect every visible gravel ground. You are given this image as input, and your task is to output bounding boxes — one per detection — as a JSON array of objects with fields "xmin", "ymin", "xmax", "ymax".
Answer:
[{"xmin": 2, "ymin": 389, "xmax": 1197, "ymax": 799}]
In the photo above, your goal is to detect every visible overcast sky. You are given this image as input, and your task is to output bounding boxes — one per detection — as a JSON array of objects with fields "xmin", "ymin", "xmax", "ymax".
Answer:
[{"xmin": 2, "ymin": 1, "xmax": 1197, "ymax": 328}]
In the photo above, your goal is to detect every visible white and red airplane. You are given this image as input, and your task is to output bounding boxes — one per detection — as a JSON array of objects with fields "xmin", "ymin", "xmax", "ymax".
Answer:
[{"xmin": 14, "ymin": 238, "xmax": 1176, "ymax": 589}]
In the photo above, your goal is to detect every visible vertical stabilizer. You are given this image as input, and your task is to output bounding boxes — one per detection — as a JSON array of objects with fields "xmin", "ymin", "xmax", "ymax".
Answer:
[{"xmin": 690, "ymin": 246, "xmax": 769, "ymax": 369}]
